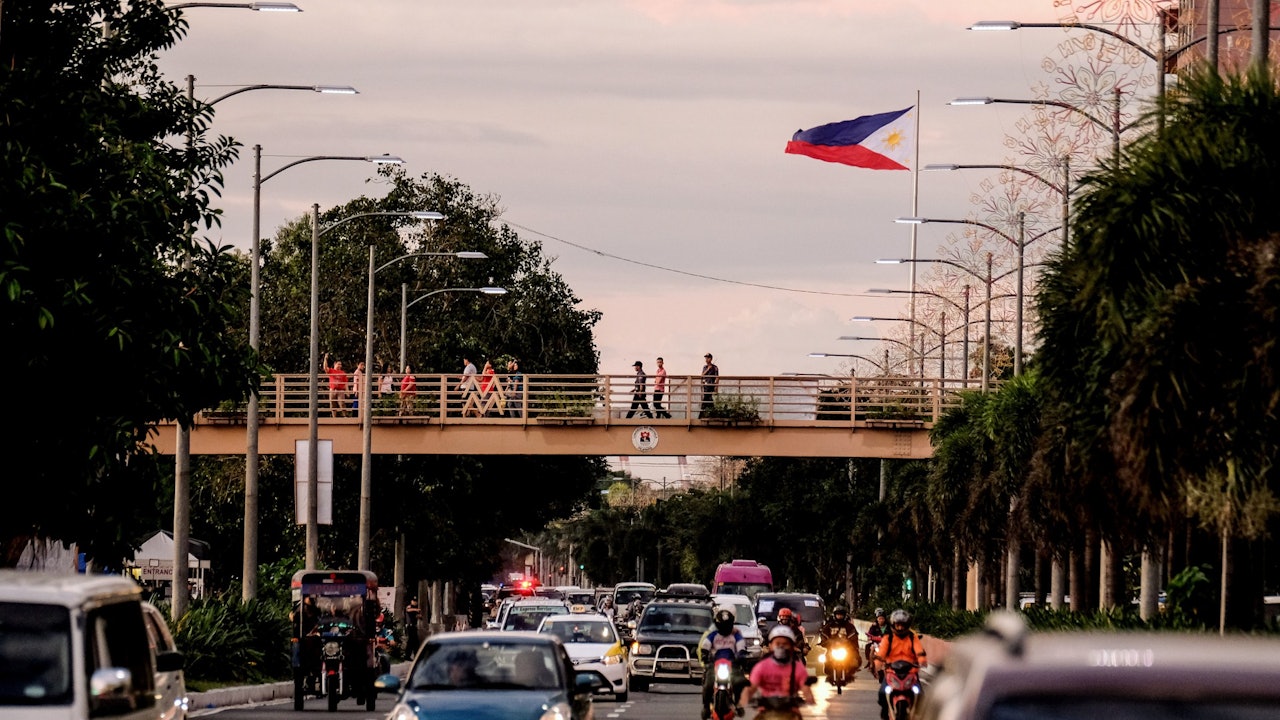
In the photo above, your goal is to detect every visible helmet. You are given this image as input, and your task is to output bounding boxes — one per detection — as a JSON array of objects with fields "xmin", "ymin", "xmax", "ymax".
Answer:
[
  {"xmin": 890, "ymin": 609, "xmax": 911, "ymax": 636},
  {"xmin": 714, "ymin": 608, "xmax": 735, "ymax": 634},
  {"xmin": 874, "ymin": 607, "xmax": 886, "ymax": 619},
  {"xmin": 767, "ymin": 625, "xmax": 797, "ymax": 644},
  {"xmin": 777, "ymin": 608, "xmax": 794, "ymax": 623},
  {"xmin": 832, "ymin": 605, "xmax": 847, "ymax": 617}
]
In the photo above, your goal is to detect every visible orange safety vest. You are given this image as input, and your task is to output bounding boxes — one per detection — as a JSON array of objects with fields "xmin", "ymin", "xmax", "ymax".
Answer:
[{"xmin": 876, "ymin": 631, "xmax": 927, "ymax": 666}]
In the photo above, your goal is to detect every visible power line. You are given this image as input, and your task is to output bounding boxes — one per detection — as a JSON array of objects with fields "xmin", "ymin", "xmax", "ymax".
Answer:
[{"xmin": 506, "ymin": 220, "xmax": 872, "ymax": 298}]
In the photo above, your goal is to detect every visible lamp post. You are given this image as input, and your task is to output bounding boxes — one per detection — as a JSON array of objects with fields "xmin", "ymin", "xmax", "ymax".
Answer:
[
  {"xmin": 244, "ymin": 152, "xmax": 396, "ymax": 596},
  {"xmin": 807, "ymin": 352, "xmax": 892, "ymax": 375},
  {"xmin": 876, "ymin": 255, "xmax": 995, "ymax": 391},
  {"xmin": 170, "ymin": 2, "xmax": 302, "ymax": 9},
  {"xmin": 896, "ymin": 215, "xmax": 1047, "ymax": 377},
  {"xmin": 399, "ymin": 285, "xmax": 509, "ymax": 370},
  {"xmin": 305, "ymin": 208, "xmax": 439, "ymax": 570},
  {"xmin": 949, "ymin": 94, "xmax": 1137, "ymax": 165},
  {"xmin": 924, "ymin": 160, "xmax": 1070, "ymax": 247},
  {"xmin": 849, "ymin": 315, "xmax": 943, "ymax": 378},
  {"xmin": 360, "ymin": 244, "xmax": 497, "ymax": 571},
  {"xmin": 869, "ymin": 287, "xmax": 971, "ymax": 385}
]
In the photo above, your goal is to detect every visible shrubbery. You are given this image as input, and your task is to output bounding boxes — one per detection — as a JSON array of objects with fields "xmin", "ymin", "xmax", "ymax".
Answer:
[{"xmin": 164, "ymin": 596, "xmax": 292, "ymax": 683}]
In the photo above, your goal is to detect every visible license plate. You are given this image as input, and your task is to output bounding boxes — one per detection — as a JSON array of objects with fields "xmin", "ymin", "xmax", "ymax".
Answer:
[{"xmin": 658, "ymin": 661, "xmax": 685, "ymax": 672}]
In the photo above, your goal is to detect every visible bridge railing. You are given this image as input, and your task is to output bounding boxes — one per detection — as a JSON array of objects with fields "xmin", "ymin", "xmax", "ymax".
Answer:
[{"xmin": 199, "ymin": 373, "xmax": 977, "ymax": 427}]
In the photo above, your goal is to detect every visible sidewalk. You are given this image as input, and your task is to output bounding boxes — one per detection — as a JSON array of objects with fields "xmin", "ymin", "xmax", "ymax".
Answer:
[{"xmin": 188, "ymin": 662, "xmax": 411, "ymax": 715}]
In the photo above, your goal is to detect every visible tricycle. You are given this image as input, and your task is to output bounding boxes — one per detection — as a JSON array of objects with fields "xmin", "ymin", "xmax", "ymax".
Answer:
[{"xmin": 291, "ymin": 569, "xmax": 380, "ymax": 712}]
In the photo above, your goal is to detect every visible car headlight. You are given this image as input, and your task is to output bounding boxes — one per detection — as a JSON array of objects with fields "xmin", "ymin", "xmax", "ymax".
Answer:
[
  {"xmin": 602, "ymin": 654, "xmax": 623, "ymax": 665},
  {"xmin": 539, "ymin": 702, "xmax": 572, "ymax": 720},
  {"xmin": 631, "ymin": 643, "xmax": 653, "ymax": 655},
  {"xmin": 387, "ymin": 702, "xmax": 417, "ymax": 720},
  {"xmin": 750, "ymin": 637, "xmax": 761, "ymax": 646}
]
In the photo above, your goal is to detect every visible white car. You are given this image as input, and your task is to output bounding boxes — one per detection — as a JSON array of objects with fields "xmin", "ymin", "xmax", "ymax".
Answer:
[
  {"xmin": 498, "ymin": 598, "xmax": 571, "ymax": 632},
  {"xmin": 141, "ymin": 601, "xmax": 189, "ymax": 720},
  {"xmin": 711, "ymin": 593, "xmax": 764, "ymax": 661},
  {"xmin": 538, "ymin": 612, "xmax": 631, "ymax": 702}
]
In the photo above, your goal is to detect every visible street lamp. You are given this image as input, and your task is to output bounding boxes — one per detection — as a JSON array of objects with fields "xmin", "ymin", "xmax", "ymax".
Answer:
[
  {"xmin": 924, "ymin": 160, "xmax": 1071, "ymax": 247},
  {"xmin": 808, "ymin": 352, "xmax": 890, "ymax": 372},
  {"xmin": 305, "ymin": 207, "xmax": 437, "ymax": 571},
  {"xmin": 877, "ymin": 254, "xmax": 995, "ymax": 391},
  {"xmin": 243, "ymin": 151, "xmax": 395, "ymax": 596},
  {"xmin": 170, "ymin": 2, "xmax": 302, "ymax": 9},
  {"xmin": 399, "ymin": 285, "xmax": 509, "ymax": 371},
  {"xmin": 850, "ymin": 315, "xmax": 949, "ymax": 381},
  {"xmin": 869, "ymin": 287, "xmax": 971, "ymax": 385},
  {"xmin": 360, "ymin": 244, "xmax": 497, "ymax": 571}
]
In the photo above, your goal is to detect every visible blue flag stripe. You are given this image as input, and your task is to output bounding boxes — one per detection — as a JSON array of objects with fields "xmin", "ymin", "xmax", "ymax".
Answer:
[{"xmin": 790, "ymin": 107, "xmax": 912, "ymax": 147}]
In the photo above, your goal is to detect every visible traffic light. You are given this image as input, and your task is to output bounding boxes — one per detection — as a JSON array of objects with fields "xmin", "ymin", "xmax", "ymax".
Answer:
[
  {"xmin": 578, "ymin": 564, "xmax": 584, "ymax": 570},
  {"xmin": 905, "ymin": 578, "xmax": 914, "ymax": 592},
  {"xmin": 559, "ymin": 565, "xmax": 566, "ymax": 574}
]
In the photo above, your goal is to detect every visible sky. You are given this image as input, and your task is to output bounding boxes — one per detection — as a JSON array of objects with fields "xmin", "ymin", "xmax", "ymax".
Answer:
[{"xmin": 155, "ymin": 0, "xmax": 1164, "ymax": 480}]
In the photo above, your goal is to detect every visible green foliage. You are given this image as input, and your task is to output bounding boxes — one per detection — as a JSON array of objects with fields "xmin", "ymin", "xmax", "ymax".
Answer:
[
  {"xmin": 169, "ymin": 596, "xmax": 292, "ymax": 683},
  {"xmin": 859, "ymin": 597, "xmax": 985, "ymax": 640},
  {"xmin": 701, "ymin": 394, "xmax": 762, "ymax": 423},
  {"xmin": 1, "ymin": 2, "xmax": 256, "ymax": 565}
]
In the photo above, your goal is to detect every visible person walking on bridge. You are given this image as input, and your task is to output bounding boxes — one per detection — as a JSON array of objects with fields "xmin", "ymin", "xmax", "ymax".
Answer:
[
  {"xmin": 653, "ymin": 357, "xmax": 672, "ymax": 418},
  {"xmin": 626, "ymin": 361, "xmax": 652, "ymax": 418},
  {"xmin": 700, "ymin": 353, "xmax": 719, "ymax": 417}
]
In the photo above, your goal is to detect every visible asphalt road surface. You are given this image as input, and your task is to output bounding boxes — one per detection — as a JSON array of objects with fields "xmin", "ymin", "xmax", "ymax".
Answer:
[{"xmin": 195, "ymin": 670, "xmax": 882, "ymax": 720}]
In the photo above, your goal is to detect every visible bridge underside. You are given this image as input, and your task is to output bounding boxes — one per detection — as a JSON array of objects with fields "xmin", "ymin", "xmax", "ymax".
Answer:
[{"xmin": 148, "ymin": 421, "xmax": 933, "ymax": 459}]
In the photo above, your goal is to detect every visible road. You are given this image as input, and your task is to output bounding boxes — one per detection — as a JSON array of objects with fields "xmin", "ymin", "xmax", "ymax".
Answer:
[{"xmin": 194, "ymin": 671, "xmax": 883, "ymax": 720}]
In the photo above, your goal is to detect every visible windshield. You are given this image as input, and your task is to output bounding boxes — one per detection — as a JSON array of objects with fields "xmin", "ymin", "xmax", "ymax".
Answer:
[
  {"xmin": 615, "ymin": 589, "xmax": 655, "ymax": 605},
  {"xmin": 0, "ymin": 602, "xmax": 71, "ymax": 706},
  {"xmin": 502, "ymin": 606, "xmax": 568, "ymax": 631},
  {"xmin": 717, "ymin": 582, "xmax": 771, "ymax": 602},
  {"xmin": 756, "ymin": 597, "xmax": 823, "ymax": 623},
  {"xmin": 727, "ymin": 604, "xmax": 755, "ymax": 626},
  {"xmin": 540, "ymin": 619, "xmax": 617, "ymax": 644},
  {"xmin": 410, "ymin": 642, "xmax": 562, "ymax": 691},
  {"xmin": 988, "ymin": 698, "xmax": 1280, "ymax": 720},
  {"xmin": 638, "ymin": 605, "xmax": 714, "ymax": 634}
]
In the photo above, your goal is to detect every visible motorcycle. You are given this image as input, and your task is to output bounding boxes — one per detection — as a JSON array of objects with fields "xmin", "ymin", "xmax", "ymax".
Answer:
[
  {"xmin": 820, "ymin": 629, "xmax": 855, "ymax": 694},
  {"xmin": 752, "ymin": 676, "xmax": 818, "ymax": 720},
  {"xmin": 318, "ymin": 620, "xmax": 350, "ymax": 712},
  {"xmin": 708, "ymin": 658, "xmax": 739, "ymax": 720},
  {"xmin": 883, "ymin": 660, "xmax": 920, "ymax": 720},
  {"xmin": 865, "ymin": 635, "xmax": 885, "ymax": 684}
]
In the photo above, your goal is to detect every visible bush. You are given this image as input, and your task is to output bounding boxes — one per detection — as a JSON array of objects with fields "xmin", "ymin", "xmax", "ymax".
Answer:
[
  {"xmin": 169, "ymin": 596, "xmax": 292, "ymax": 683},
  {"xmin": 860, "ymin": 597, "xmax": 985, "ymax": 639}
]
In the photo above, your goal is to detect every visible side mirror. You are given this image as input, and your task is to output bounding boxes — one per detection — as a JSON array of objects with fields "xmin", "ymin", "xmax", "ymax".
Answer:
[
  {"xmin": 155, "ymin": 649, "xmax": 185, "ymax": 673},
  {"xmin": 574, "ymin": 671, "xmax": 606, "ymax": 694},
  {"xmin": 374, "ymin": 673, "xmax": 402, "ymax": 693},
  {"xmin": 90, "ymin": 667, "xmax": 138, "ymax": 715}
]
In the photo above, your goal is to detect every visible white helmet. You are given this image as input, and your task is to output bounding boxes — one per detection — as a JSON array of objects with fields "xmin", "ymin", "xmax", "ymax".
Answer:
[{"xmin": 767, "ymin": 625, "xmax": 797, "ymax": 643}]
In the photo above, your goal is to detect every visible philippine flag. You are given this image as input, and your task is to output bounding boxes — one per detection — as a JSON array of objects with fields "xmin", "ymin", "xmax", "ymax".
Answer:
[{"xmin": 785, "ymin": 107, "xmax": 915, "ymax": 170}]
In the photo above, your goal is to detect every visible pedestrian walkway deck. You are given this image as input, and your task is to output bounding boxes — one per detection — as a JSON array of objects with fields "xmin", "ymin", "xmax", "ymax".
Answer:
[{"xmin": 150, "ymin": 373, "xmax": 975, "ymax": 459}]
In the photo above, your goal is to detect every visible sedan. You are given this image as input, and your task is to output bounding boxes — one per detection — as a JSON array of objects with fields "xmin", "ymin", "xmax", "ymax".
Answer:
[
  {"xmin": 538, "ymin": 612, "xmax": 630, "ymax": 702},
  {"xmin": 377, "ymin": 630, "xmax": 603, "ymax": 720}
]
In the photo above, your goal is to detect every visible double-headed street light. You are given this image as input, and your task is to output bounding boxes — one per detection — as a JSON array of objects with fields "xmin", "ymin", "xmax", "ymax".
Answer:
[
  {"xmin": 306, "ymin": 206, "xmax": 439, "ymax": 570},
  {"xmin": 358, "ymin": 245, "xmax": 497, "ymax": 571},
  {"xmin": 877, "ymin": 254, "xmax": 995, "ymax": 391}
]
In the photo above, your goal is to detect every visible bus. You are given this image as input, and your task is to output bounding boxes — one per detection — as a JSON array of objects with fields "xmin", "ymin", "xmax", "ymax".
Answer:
[{"xmin": 712, "ymin": 559, "xmax": 773, "ymax": 601}]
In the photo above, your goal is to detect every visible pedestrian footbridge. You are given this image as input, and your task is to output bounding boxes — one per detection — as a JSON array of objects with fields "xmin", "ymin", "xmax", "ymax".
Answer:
[{"xmin": 149, "ymin": 373, "xmax": 969, "ymax": 459}]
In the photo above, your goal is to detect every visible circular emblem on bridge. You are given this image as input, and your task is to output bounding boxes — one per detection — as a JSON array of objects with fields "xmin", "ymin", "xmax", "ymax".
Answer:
[{"xmin": 631, "ymin": 426, "xmax": 659, "ymax": 452}]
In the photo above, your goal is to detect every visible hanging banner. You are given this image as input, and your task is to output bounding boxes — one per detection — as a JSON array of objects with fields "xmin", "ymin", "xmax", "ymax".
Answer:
[{"xmin": 295, "ymin": 439, "xmax": 334, "ymax": 525}]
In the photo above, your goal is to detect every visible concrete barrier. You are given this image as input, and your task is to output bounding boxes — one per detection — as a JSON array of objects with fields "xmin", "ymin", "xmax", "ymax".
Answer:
[{"xmin": 188, "ymin": 662, "xmax": 412, "ymax": 716}]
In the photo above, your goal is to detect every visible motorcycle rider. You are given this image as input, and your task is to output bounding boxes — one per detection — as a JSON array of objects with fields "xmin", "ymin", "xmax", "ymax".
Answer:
[
  {"xmin": 873, "ymin": 609, "xmax": 928, "ymax": 720},
  {"xmin": 374, "ymin": 612, "xmax": 396, "ymax": 674},
  {"xmin": 864, "ymin": 607, "xmax": 889, "ymax": 674},
  {"xmin": 698, "ymin": 607, "xmax": 747, "ymax": 720},
  {"xmin": 738, "ymin": 625, "xmax": 814, "ymax": 716},
  {"xmin": 776, "ymin": 607, "xmax": 809, "ymax": 661},
  {"xmin": 818, "ymin": 606, "xmax": 859, "ymax": 679}
]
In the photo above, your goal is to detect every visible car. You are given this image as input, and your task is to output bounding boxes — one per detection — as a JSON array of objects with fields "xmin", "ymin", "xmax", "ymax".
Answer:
[
  {"xmin": 0, "ymin": 570, "xmax": 163, "ymax": 720},
  {"xmin": 916, "ymin": 611, "xmax": 1280, "ymax": 720},
  {"xmin": 141, "ymin": 601, "xmax": 189, "ymax": 720},
  {"xmin": 498, "ymin": 597, "xmax": 572, "ymax": 632},
  {"xmin": 711, "ymin": 592, "xmax": 764, "ymax": 662},
  {"xmin": 375, "ymin": 630, "xmax": 604, "ymax": 720},
  {"xmin": 565, "ymin": 589, "xmax": 597, "ymax": 607},
  {"xmin": 612, "ymin": 581, "xmax": 656, "ymax": 622},
  {"xmin": 754, "ymin": 592, "xmax": 825, "ymax": 669},
  {"xmin": 660, "ymin": 582, "xmax": 711, "ymax": 598},
  {"xmin": 537, "ymin": 611, "xmax": 631, "ymax": 701},
  {"xmin": 626, "ymin": 595, "xmax": 715, "ymax": 692}
]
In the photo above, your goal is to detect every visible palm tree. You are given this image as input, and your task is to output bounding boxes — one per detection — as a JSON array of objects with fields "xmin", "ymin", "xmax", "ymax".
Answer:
[{"xmin": 1036, "ymin": 67, "xmax": 1280, "ymax": 629}]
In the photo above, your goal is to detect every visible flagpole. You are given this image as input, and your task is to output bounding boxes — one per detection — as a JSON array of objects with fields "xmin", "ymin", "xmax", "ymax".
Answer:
[{"xmin": 909, "ymin": 90, "xmax": 920, "ymax": 375}]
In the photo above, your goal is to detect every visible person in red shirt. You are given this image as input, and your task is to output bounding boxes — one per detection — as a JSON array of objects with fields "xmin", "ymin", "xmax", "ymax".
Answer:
[
  {"xmin": 323, "ymin": 353, "xmax": 349, "ymax": 417},
  {"xmin": 738, "ymin": 625, "xmax": 813, "ymax": 715},
  {"xmin": 399, "ymin": 365, "xmax": 417, "ymax": 416}
]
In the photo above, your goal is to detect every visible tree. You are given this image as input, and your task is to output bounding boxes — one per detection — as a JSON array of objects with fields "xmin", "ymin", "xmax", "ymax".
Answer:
[
  {"xmin": 0, "ymin": 2, "xmax": 253, "ymax": 565},
  {"xmin": 1036, "ymin": 68, "xmax": 1280, "ymax": 628}
]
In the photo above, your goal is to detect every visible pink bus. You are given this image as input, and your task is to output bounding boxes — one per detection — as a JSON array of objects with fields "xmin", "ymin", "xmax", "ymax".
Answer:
[{"xmin": 712, "ymin": 559, "xmax": 773, "ymax": 601}]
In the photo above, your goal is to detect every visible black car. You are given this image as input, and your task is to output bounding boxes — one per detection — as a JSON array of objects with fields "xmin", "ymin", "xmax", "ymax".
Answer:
[
  {"xmin": 660, "ymin": 583, "xmax": 711, "ymax": 599},
  {"xmin": 626, "ymin": 596, "xmax": 715, "ymax": 692}
]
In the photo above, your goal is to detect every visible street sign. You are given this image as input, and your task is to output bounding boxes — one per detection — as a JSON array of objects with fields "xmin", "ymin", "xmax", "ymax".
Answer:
[{"xmin": 294, "ymin": 439, "xmax": 333, "ymax": 525}]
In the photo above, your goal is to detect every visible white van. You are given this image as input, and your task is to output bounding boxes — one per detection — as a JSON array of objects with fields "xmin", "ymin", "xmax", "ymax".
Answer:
[{"xmin": 0, "ymin": 570, "xmax": 160, "ymax": 720}]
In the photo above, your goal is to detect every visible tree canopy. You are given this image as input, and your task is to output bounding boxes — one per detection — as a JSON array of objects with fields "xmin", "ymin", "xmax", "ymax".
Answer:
[{"xmin": 0, "ymin": 2, "xmax": 254, "ymax": 564}]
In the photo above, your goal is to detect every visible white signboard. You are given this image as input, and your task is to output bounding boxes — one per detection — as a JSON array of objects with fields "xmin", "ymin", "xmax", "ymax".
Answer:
[{"xmin": 295, "ymin": 439, "xmax": 334, "ymax": 525}]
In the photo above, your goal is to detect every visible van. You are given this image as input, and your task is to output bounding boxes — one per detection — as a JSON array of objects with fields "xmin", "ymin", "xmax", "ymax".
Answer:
[
  {"xmin": 712, "ymin": 559, "xmax": 773, "ymax": 601},
  {"xmin": 0, "ymin": 569, "xmax": 162, "ymax": 720}
]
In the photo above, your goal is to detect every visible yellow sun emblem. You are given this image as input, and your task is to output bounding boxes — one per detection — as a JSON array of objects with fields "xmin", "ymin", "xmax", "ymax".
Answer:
[{"xmin": 884, "ymin": 128, "xmax": 905, "ymax": 149}]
